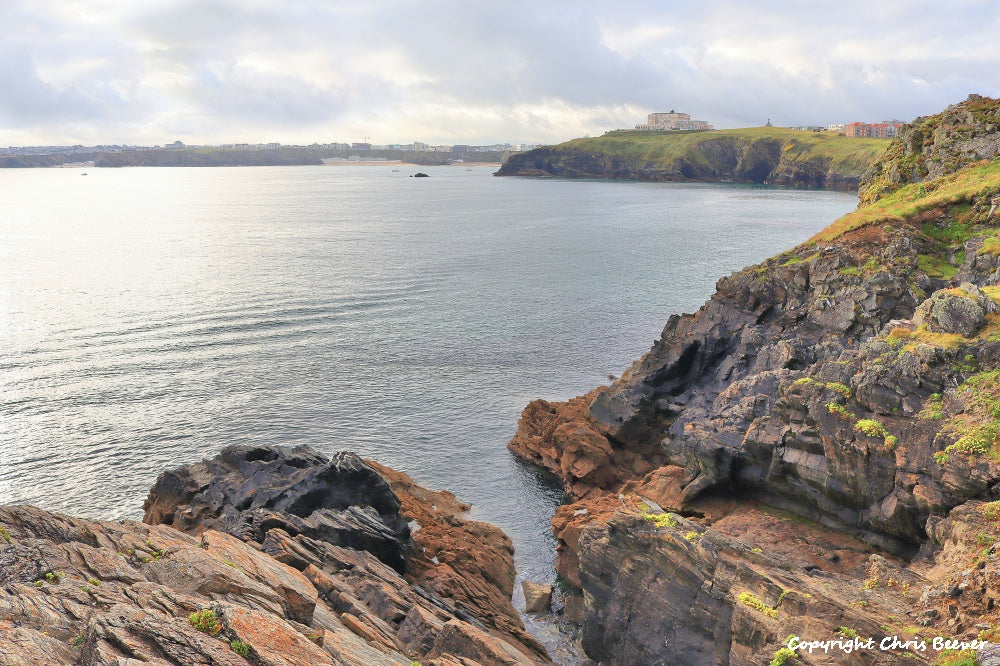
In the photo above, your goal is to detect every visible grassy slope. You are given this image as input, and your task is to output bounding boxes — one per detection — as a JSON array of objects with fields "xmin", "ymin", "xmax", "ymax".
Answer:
[
  {"xmin": 811, "ymin": 159, "xmax": 1000, "ymax": 243},
  {"xmin": 558, "ymin": 128, "xmax": 890, "ymax": 173}
]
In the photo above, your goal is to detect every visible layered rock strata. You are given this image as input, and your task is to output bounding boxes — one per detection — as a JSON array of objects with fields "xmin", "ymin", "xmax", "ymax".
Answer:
[
  {"xmin": 510, "ymin": 95, "xmax": 1000, "ymax": 664},
  {"xmin": 1, "ymin": 446, "xmax": 548, "ymax": 665}
]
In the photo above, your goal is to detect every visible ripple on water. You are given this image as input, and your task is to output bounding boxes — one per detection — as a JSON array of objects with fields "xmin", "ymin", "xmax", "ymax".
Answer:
[{"xmin": 0, "ymin": 165, "xmax": 857, "ymax": 601}]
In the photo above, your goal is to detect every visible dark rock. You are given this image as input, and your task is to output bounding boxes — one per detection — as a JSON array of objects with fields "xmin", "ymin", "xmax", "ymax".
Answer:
[
  {"xmin": 143, "ymin": 445, "xmax": 411, "ymax": 572},
  {"xmin": 913, "ymin": 287, "xmax": 987, "ymax": 336},
  {"xmin": 412, "ymin": 172, "xmax": 430, "ymax": 177},
  {"xmin": 507, "ymin": 95, "xmax": 1000, "ymax": 665}
]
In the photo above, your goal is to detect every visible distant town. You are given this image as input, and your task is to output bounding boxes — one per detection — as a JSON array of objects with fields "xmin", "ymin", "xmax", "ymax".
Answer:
[
  {"xmin": 0, "ymin": 140, "xmax": 542, "ymax": 159},
  {"xmin": 0, "ymin": 111, "xmax": 908, "ymax": 167},
  {"xmin": 621, "ymin": 111, "xmax": 905, "ymax": 137}
]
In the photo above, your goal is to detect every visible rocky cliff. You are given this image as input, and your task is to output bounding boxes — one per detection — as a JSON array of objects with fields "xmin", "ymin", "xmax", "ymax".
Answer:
[
  {"xmin": 495, "ymin": 128, "xmax": 888, "ymax": 191},
  {"xmin": 509, "ymin": 95, "xmax": 1000, "ymax": 665},
  {"xmin": 0, "ymin": 445, "xmax": 549, "ymax": 665}
]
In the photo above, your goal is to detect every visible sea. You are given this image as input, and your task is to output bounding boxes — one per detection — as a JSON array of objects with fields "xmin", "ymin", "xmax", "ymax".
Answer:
[{"xmin": 0, "ymin": 164, "xmax": 856, "ymax": 599}]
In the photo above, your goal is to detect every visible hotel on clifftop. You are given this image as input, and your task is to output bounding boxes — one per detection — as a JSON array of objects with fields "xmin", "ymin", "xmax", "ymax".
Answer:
[{"xmin": 635, "ymin": 110, "xmax": 714, "ymax": 131}]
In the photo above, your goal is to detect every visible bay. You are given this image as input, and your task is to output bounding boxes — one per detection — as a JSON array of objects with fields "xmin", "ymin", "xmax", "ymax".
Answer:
[{"xmin": 0, "ymin": 164, "xmax": 856, "ymax": 582}]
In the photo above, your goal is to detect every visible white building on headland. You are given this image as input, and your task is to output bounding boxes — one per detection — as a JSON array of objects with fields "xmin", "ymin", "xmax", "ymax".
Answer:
[{"xmin": 635, "ymin": 110, "xmax": 713, "ymax": 131}]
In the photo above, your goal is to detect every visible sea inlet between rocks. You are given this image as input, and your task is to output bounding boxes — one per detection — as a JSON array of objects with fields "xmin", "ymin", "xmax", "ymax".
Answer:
[{"xmin": 0, "ymin": 164, "xmax": 856, "ymax": 592}]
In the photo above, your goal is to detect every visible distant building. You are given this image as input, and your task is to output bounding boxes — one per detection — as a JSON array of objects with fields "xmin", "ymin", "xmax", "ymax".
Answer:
[
  {"xmin": 351, "ymin": 142, "xmax": 371, "ymax": 150},
  {"xmin": 844, "ymin": 121, "xmax": 903, "ymax": 138},
  {"xmin": 635, "ymin": 110, "xmax": 713, "ymax": 131},
  {"xmin": 827, "ymin": 123, "xmax": 845, "ymax": 133}
]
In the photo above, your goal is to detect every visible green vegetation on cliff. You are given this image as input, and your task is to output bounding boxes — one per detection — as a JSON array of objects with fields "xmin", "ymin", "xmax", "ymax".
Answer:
[
  {"xmin": 497, "ymin": 127, "xmax": 889, "ymax": 190},
  {"xmin": 561, "ymin": 127, "xmax": 887, "ymax": 175},
  {"xmin": 812, "ymin": 158, "xmax": 1000, "ymax": 242}
]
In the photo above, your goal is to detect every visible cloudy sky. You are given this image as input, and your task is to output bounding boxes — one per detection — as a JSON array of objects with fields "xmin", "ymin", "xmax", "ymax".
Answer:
[{"xmin": 2, "ymin": 0, "xmax": 998, "ymax": 147}]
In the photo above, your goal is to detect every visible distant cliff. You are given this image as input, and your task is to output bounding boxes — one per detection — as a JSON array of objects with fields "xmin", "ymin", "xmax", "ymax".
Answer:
[
  {"xmin": 496, "ymin": 128, "xmax": 890, "ymax": 190},
  {"xmin": 94, "ymin": 148, "xmax": 505, "ymax": 168},
  {"xmin": 95, "ymin": 147, "xmax": 325, "ymax": 167}
]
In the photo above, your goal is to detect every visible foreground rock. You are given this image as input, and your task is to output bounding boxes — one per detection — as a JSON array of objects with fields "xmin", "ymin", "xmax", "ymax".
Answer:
[
  {"xmin": 0, "ymin": 446, "xmax": 548, "ymax": 665},
  {"xmin": 510, "ymin": 95, "xmax": 1000, "ymax": 664}
]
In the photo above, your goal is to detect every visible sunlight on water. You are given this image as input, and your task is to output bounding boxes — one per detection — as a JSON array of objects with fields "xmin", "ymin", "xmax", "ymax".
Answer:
[{"xmin": 0, "ymin": 165, "xmax": 857, "ymax": 581}]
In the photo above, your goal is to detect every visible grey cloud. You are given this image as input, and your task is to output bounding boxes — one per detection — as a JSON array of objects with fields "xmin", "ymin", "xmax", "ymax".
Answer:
[{"xmin": 1, "ymin": 1, "xmax": 999, "ymax": 144}]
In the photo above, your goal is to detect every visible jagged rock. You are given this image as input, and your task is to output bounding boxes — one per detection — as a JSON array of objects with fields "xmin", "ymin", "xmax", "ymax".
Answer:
[
  {"xmin": 143, "ymin": 446, "xmax": 411, "ymax": 572},
  {"xmin": 913, "ymin": 287, "xmax": 987, "ymax": 336},
  {"xmin": 0, "ymin": 447, "xmax": 549, "ymax": 665},
  {"xmin": 861, "ymin": 94, "xmax": 1000, "ymax": 203},
  {"xmin": 508, "ymin": 96, "xmax": 1000, "ymax": 664},
  {"xmin": 521, "ymin": 581, "xmax": 552, "ymax": 614}
]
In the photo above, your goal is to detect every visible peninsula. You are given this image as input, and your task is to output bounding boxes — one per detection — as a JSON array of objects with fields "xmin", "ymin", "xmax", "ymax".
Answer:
[{"xmin": 496, "ymin": 126, "xmax": 891, "ymax": 190}]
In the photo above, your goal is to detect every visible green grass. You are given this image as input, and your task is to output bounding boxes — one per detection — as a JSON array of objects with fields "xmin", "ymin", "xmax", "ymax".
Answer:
[
  {"xmin": 827, "ymin": 402, "xmax": 856, "ymax": 420},
  {"xmin": 641, "ymin": 511, "xmax": 678, "ymax": 528},
  {"xmin": 981, "ymin": 501, "xmax": 1000, "ymax": 520},
  {"xmin": 917, "ymin": 253, "xmax": 960, "ymax": 280},
  {"xmin": 934, "ymin": 649, "xmax": 978, "ymax": 666},
  {"xmin": 920, "ymin": 393, "xmax": 945, "ymax": 420},
  {"xmin": 738, "ymin": 591, "xmax": 779, "ymax": 618},
  {"xmin": 559, "ymin": 127, "xmax": 888, "ymax": 173},
  {"xmin": 230, "ymin": 640, "xmax": 251, "ymax": 657},
  {"xmin": 940, "ymin": 370, "xmax": 1000, "ymax": 461},
  {"xmin": 812, "ymin": 159, "xmax": 1000, "ymax": 243},
  {"xmin": 188, "ymin": 609, "xmax": 222, "ymax": 636},
  {"xmin": 770, "ymin": 647, "xmax": 798, "ymax": 666},
  {"xmin": 854, "ymin": 419, "xmax": 898, "ymax": 449}
]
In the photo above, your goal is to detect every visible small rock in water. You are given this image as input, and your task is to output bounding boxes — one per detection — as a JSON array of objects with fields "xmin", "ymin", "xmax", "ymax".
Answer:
[{"xmin": 522, "ymin": 580, "xmax": 553, "ymax": 614}]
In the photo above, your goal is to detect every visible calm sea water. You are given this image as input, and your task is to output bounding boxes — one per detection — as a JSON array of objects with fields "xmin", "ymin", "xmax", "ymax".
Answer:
[{"xmin": 0, "ymin": 165, "xmax": 856, "ymax": 583}]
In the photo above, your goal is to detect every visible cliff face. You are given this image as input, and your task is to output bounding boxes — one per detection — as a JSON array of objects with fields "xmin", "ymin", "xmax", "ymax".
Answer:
[
  {"xmin": 495, "ymin": 129, "xmax": 887, "ymax": 191},
  {"xmin": 509, "ymin": 96, "xmax": 1000, "ymax": 664},
  {"xmin": 0, "ymin": 446, "xmax": 548, "ymax": 665}
]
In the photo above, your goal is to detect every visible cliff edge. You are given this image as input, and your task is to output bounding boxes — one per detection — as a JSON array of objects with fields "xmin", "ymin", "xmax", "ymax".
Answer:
[
  {"xmin": 496, "ymin": 127, "xmax": 889, "ymax": 191},
  {"xmin": 509, "ymin": 95, "xmax": 1000, "ymax": 665}
]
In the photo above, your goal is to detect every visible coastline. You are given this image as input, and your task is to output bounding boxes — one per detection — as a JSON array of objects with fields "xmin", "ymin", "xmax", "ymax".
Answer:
[{"xmin": 321, "ymin": 159, "xmax": 501, "ymax": 167}]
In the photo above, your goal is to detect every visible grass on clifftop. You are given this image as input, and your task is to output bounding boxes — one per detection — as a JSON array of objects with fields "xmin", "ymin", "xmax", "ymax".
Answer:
[
  {"xmin": 811, "ymin": 159, "xmax": 1000, "ymax": 243},
  {"xmin": 559, "ymin": 127, "xmax": 889, "ymax": 173}
]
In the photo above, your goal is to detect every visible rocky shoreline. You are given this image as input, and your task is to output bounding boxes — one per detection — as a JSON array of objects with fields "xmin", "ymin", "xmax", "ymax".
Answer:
[
  {"xmin": 494, "ymin": 129, "xmax": 887, "ymax": 191},
  {"xmin": 508, "ymin": 95, "xmax": 1000, "ymax": 664},
  {"xmin": 7, "ymin": 95, "xmax": 1000, "ymax": 666},
  {"xmin": 0, "ymin": 445, "xmax": 549, "ymax": 665}
]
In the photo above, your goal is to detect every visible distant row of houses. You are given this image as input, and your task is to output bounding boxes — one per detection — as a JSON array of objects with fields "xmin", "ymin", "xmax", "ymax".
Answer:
[
  {"xmin": 619, "ymin": 109, "xmax": 906, "ymax": 139},
  {"xmin": 834, "ymin": 121, "xmax": 905, "ymax": 138}
]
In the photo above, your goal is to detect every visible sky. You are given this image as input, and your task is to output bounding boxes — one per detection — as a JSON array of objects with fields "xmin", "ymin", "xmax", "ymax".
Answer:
[{"xmin": 2, "ymin": 0, "xmax": 999, "ymax": 147}]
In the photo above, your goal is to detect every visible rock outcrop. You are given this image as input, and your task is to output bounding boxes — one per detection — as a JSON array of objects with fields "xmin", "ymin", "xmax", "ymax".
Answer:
[
  {"xmin": 496, "ymin": 130, "xmax": 887, "ymax": 191},
  {"xmin": 510, "ymin": 96, "xmax": 1000, "ymax": 664},
  {"xmin": 861, "ymin": 94, "xmax": 1000, "ymax": 204},
  {"xmin": 1, "ymin": 446, "xmax": 548, "ymax": 665}
]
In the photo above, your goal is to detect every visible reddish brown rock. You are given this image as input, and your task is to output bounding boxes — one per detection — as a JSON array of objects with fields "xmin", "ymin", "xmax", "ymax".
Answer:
[
  {"xmin": 508, "ymin": 388, "xmax": 664, "ymax": 499},
  {"xmin": 368, "ymin": 461, "xmax": 548, "ymax": 660},
  {"xmin": 0, "ymin": 447, "xmax": 550, "ymax": 665}
]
